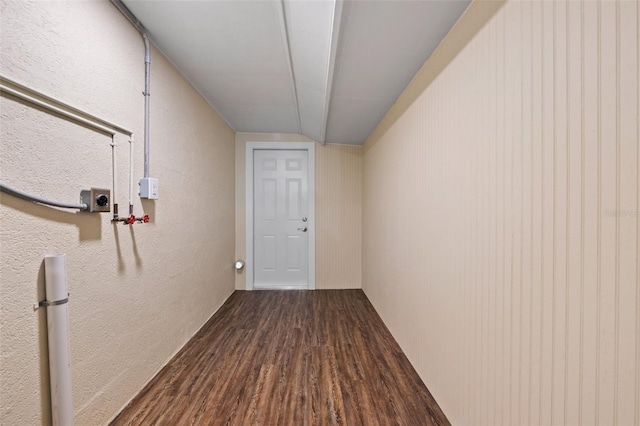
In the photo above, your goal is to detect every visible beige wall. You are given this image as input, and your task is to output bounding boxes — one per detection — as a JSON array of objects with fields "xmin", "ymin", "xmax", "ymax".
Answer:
[
  {"xmin": 363, "ymin": 0, "xmax": 640, "ymax": 425},
  {"xmin": 235, "ymin": 133, "xmax": 362, "ymax": 290},
  {"xmin": 315, "ymin": 143, "xmax": 362, "ymax": 289},
  {"xmin": 0, "ymin": 2, "xmax": 235, "ymax": 425}
]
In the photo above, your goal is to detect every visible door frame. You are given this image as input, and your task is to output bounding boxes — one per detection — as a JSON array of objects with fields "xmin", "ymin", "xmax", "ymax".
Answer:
[{"xmin": 245, "ymin": 141, "xmax": 316, "ymax": 291}]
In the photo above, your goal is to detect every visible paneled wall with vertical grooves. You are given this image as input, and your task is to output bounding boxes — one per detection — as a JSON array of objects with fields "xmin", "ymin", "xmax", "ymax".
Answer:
[
  {"xmin": 316, "ymin": 144, "xmax": 362, "ymax": 289},
  {"xmin": 235, "ymin": 133, "xmax": 363, "ymax": 290},
  {"xmin": 362, "ymin": 1, "xmax": 639, "ymax": 424}
]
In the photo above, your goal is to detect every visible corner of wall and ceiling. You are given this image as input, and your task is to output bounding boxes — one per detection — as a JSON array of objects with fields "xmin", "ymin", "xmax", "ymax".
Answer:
[{"xmin": 110, "ymin": 0, "xmax": 237, "ymax": 134}]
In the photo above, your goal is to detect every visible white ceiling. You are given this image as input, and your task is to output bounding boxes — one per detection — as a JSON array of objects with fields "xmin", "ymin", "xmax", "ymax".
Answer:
[{"xmin": 121, "ymin": 0, "xmax": 470, "ymax": 145}]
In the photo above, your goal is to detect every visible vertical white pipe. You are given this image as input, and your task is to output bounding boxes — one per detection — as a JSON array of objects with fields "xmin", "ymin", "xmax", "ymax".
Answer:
[
  {"xmin": 44, "ymin": 255, "xmax": 73, "ymax": 426},
  {"xmin": 143, "ymin": 33, "xmax": 150, "ymax": 178},
  {"xmin": 111, "ymin": 136, "xmax": 118, "ymax": 217},
  {"xmin": 129, "ymin": 137, "xmax": 134, "ymax": 212}
]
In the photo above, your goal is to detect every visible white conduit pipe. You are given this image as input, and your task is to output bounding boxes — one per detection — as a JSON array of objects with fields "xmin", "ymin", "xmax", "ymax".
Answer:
[
  {"xmin": 0, "ymin": 183, "xmax": 88, "ymax": 210},
  {"xmin": 111, "ymin": 136, "xmax": 118, "ymax": 217},
  {"xmin": 0, "ymin": 77, "xmax": 131, "ymax": 137},
  {"xmin": 107, "ymin": 1, "xmax": 151, "ymax": 179},
  {"xmin": 0, "ymin": 76, "xmax": 134, "ymax": 219},
  {"xmin": 1, "ymin": 83, "xmax": 114, "ymax": 136},
  {"xmin": 129, "ymin": 137, "xmax": 134, "ymax": 214},
  {"xmin": 143, "ymin": 33, "xmax": 151, "ymax": 178},
  {"xmin": 43, "ymin": 255, "xmax": 74, "ymax": 426}
]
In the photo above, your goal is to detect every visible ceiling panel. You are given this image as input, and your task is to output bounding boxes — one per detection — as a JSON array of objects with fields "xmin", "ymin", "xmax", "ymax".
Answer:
[
  {"xmin": 325, "ymin": 0, "xmax": 471, "ymax": 144},
  {"xmin": 194, "ymin": 75, "xmax": 294, "ymax": 107},
  {"xmin": 127, "ymin": 1, "xmax": 290, "ymax": 76},
  {"xmin": 332, "ymin": 1, "xmax": 470, "ymax": 99},
  {"xmin": 325, "ymin": 97, "xmax": 396, "ymax": 145},
  {"xmin": 284, "ymin": 0, "xmax": 334, "ymax": 91},
  {"xmin": 120, "ymin": 0, "xmax": 471, "ymax": 145},
  {"xmin": 220, "ymin": 103, "xmax": 300, "ymax": 134},
  {"xmin": 122, "ymin": 0, "xmax": 299, "ymax": 133}
]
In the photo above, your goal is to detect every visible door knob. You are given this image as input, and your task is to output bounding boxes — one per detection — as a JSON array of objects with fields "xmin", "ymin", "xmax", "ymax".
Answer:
[{"xmin": 297, "ymin": 226, "xmax": 308, "ymax": 232}]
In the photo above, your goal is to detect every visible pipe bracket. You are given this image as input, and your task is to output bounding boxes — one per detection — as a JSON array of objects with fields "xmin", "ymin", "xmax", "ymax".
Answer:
[{"xmin": 37, "ymin": 296, "xmax": 69, "ymax": 308}]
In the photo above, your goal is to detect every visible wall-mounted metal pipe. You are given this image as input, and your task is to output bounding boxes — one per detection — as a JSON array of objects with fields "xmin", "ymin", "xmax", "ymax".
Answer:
[
  {"xmin": 109, "ymin": 0, "xmax": 145, "ymax": 34},
  {"xmin": 109, "ymin": 1, "xmax": 152, "ymax": 179},
  {"xmin": 143, "ymin": 33, "xmax": 151, "ymax": 178},
  {"xmin": 111, "ymin": 137, "xmax": 119, "ymax": 220},
  {"xmin": 0, "ymin": 77, "xmax": 132, "ymax": 137},
  {"xmin": 0, "ymin": 75, "xmax": 135, "ymax": 218},
  {"xmin": 129, "ymin": 137, "xmax": 134, "ymax": 214},
  {"xmin": 0, "ymin": 183, "xmax": 88, "ymax": 211}
]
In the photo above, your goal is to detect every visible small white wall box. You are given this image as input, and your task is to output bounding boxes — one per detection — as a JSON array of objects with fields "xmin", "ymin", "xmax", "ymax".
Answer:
[{"xmin": 139, "ymin": 177, "xmax": 159, "ymax": 199}]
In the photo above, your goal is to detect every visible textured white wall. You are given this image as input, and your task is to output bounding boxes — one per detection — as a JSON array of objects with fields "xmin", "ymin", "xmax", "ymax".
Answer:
[
  {"xmin": 0, "ymin": 1, "xmax": 235, "ymax": 424},
  {"xmin": 363, "ymin": 0, "xmax": 640, "ymax": 424}
]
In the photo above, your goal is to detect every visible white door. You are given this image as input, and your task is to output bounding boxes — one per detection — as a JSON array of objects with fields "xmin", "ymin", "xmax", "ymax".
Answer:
[{"xmin": 253, "ymin": 149, "xmax": 309, "ymax": 289}]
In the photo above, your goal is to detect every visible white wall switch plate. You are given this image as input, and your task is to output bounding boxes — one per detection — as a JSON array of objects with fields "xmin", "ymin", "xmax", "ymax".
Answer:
[{"xmin": 139, "ymin": 177, "xmax": 159, "ymax": 199}]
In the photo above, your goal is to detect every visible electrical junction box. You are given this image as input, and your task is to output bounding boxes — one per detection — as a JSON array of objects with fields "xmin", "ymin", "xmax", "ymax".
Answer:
[
  {"xmin": 80, "ymin": 188, "xmax": 111, "ymax": 212},
  {"xmin": 139, "ymin": 177, "xmax": 159, "ymax": 199}
]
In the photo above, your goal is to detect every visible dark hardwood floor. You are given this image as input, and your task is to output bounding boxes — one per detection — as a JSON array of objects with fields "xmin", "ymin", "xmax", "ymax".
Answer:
[{"xmin": 111, "ymin": 290, "xmax": 449, "ymax": 426}]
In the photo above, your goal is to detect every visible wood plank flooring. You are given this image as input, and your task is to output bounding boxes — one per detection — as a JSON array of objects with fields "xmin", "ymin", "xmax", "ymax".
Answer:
[{"xmin": 110, "ymin": 290, "xmax": 449, "ymax": 426}]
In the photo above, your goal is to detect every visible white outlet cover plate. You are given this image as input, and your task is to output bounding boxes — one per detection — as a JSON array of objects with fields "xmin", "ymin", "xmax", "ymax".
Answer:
[{"xmin": 139, "ymin": 177, "xmax": 159, "ymax": 199}]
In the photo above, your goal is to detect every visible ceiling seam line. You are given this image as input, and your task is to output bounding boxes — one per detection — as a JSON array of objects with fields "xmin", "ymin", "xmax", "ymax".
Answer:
[
  {"xmin": 320, "ymin": 0, "xmax": 343, "ymax": 145},
  {"xmin": 278, "ymin": 0, "xmax": 302, "ymax": 135}
]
